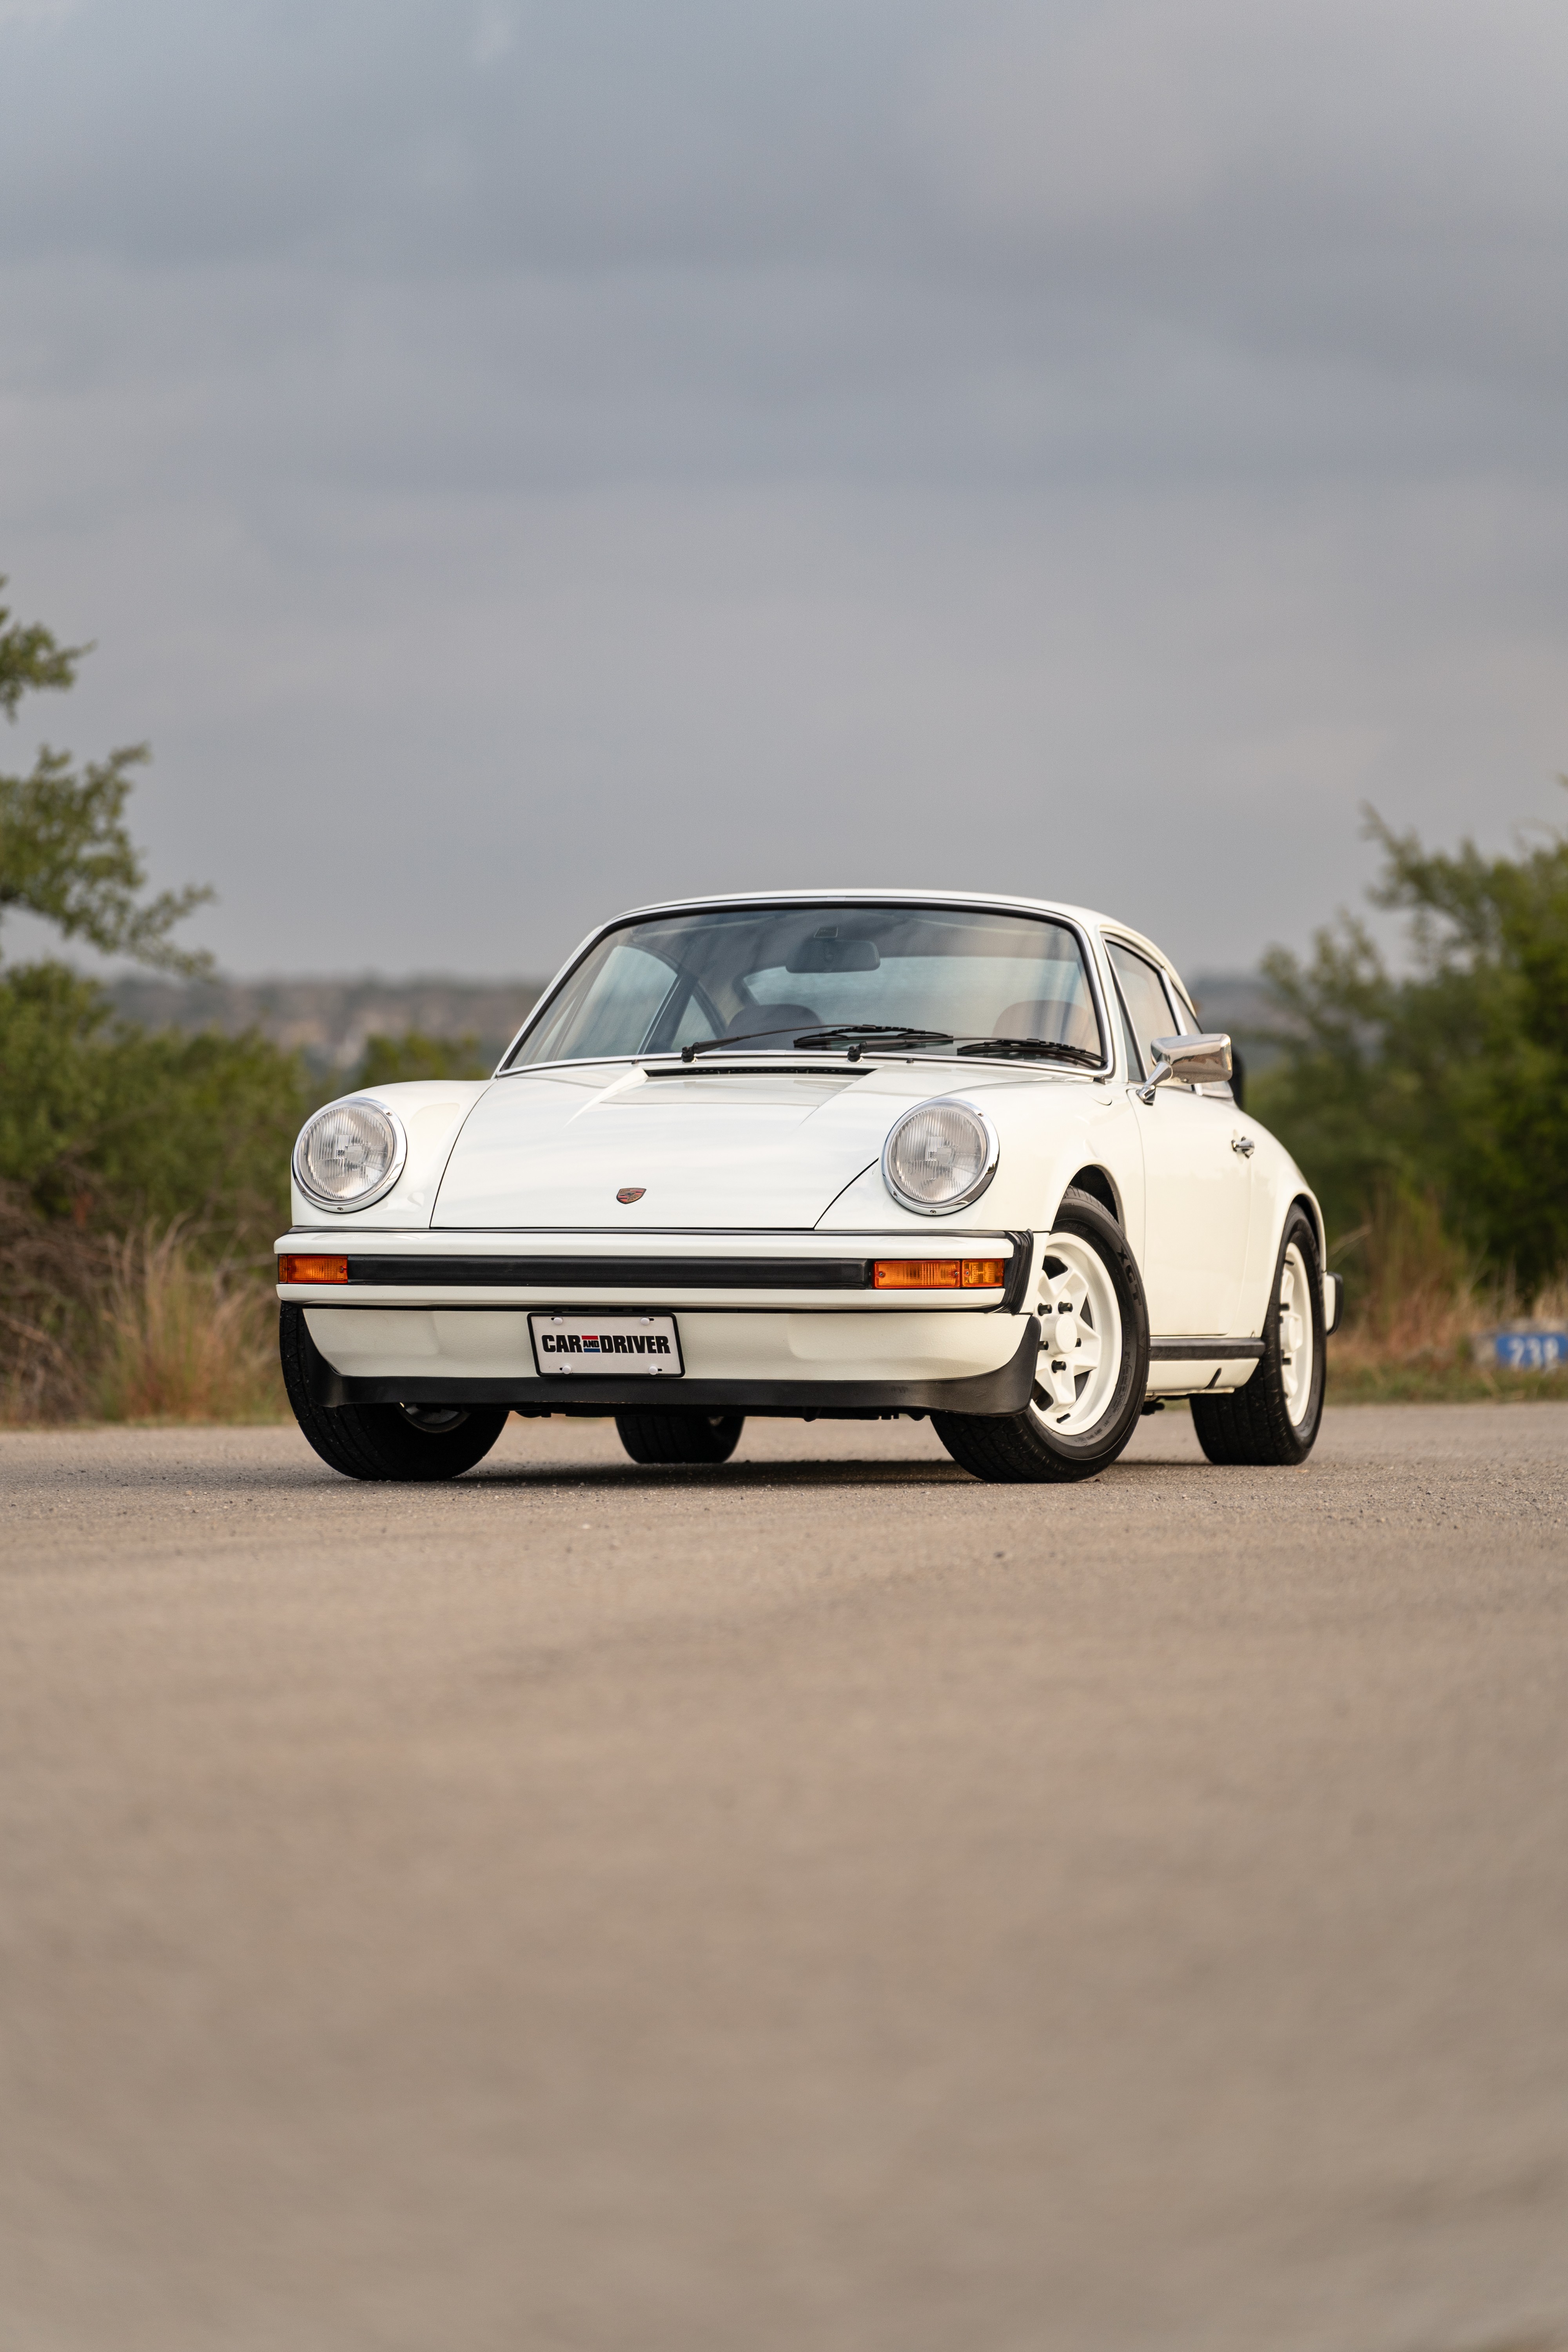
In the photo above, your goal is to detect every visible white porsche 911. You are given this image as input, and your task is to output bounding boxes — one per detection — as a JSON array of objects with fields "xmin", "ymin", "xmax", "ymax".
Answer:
[{"xmin": 276, "ymin": 892, "xmax": 1339, "ymax": 1484}]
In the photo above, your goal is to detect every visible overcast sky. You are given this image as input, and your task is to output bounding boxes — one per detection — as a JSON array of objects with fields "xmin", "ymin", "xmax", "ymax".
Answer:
[{"xmin": 4, "ymin": 0, "xmax": 1568, "ymax": 982}]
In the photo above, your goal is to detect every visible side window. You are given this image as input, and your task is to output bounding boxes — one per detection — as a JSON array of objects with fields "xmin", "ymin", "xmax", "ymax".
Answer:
[
  {"xmin": 1106, "ymin": 941, "xmax": 1180, "ymax": 1076},
  {"xmin": 1166, "ymin": 975, "xmax": 1199, "ymax": 1032}
]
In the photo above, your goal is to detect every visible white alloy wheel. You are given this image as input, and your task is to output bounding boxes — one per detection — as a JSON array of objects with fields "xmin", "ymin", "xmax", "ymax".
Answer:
[
  {"xmin": 1189, "ymin": 1208, "xmax": 1324, "ymax": 1469},
  {"xmin": 1278, "ymin": 1241, "xmax": 1316, "ymax": 1425},
  {"xmin": 1030, "ymin": 1233, "xmax": 1124, "ymax": 1437},
  {"xmin": 931, "ymin": 1186, "xmax": 1148, "ymax": 1484}
]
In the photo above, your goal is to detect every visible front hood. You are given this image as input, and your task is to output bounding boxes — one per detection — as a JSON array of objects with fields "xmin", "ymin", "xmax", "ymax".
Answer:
[{"xmin": 433, "ymin": 1063, "xmax": 920, "ymax": 1229}]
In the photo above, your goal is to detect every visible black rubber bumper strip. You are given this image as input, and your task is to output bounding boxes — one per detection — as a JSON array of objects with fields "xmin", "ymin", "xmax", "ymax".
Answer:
[
  {"xmin": 303, "ymin": 1314, "xmax": 1042, "ymax": 1419},
  {"xmin": 1147, "ymin": 1339, "xmax": 1266, "ymax": 1360},
  {"xmin": 346, "ymin": 1254, "xmax": 874, "ymax": 1290},
  {"xmin": 338, "ymin": 1249, "xmax": 1030, "ymax": 1294}
]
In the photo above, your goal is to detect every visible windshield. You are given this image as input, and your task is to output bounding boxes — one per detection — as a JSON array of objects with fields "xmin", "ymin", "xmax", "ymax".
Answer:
[{"xmin": 508, "ymin": 902, "xmax": 1105, "ymax": 1069}]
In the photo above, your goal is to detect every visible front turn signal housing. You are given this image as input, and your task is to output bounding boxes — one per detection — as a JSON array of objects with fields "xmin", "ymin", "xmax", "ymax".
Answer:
[
  {"xmin": 278, "ymin": 1254, "xmax": 348, "ymax": 1284},
  {"xmin": 873, "ymin": 1258, "xmax": 1006, "ymax": 1290}
]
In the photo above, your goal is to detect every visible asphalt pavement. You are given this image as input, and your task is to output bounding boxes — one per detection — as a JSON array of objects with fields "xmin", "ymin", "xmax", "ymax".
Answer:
[{"xmin": 2, "ymin": 1403, "xmax": 1567, "ymax": 2352}]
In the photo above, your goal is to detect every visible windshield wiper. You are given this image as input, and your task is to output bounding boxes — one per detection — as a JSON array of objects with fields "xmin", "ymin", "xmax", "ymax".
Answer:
[
  {"xmin": 790, "ymin": 1024, "xmax": 954, "ymax": 1060},
  {"xmin": 954, "ymin": 1036, "xmax": 1103, "ymax": 1068},
  {"xmin": 674, "ymin": 1022, "xmax": 953, "ymax": 1063},
  {"xmin": 673, "ymin": 1026, "xmax": 810, "ymax": 1063},
  {"xmin": 670, "ymin": 1025, "xmax": 1099, "ymax": 1068}
]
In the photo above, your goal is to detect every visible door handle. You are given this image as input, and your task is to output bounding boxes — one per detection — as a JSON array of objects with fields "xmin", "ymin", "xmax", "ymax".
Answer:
[{"xmin": 1232, "ymin": 1134, "xmax": 1255, "ymax": 1158}]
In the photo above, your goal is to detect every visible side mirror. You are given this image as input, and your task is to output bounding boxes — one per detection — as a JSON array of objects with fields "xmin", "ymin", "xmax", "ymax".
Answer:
[{"xmin": 1139, "ymin": 1031, "xmax": 1233, "ymax": 1105}]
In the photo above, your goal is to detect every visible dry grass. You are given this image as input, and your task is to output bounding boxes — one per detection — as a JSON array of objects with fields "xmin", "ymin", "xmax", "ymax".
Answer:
[
  {"xmin": 1327, "ymin": 1190, "xmax": 1568, "ymax": 1402},
  {"xmin": 0, "ymin": 1200, "xmax": 285, "ymax": 1426},
  {"xmin": 90, "ymin": 1226, "xmax": 285, "ymax": 1423},
  {"xmin": 0, "ymin": 1182, "xmax": 109, "ymax": 1423}
]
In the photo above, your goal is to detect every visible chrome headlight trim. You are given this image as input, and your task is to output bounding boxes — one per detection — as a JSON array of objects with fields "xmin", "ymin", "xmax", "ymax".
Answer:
[
  {"xmin": 882, "ymin": 1097, "xmax": 1000, "ymax": 1217},
  {"xmin": 291, "ymin": 1096, "xmax": 408, "ymax": 1214}
]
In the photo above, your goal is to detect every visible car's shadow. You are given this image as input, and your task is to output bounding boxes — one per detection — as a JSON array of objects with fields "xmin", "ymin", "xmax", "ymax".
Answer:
[
  {"xmin": 465, "ymin": 1455, "xmax": 1220, "ymax": 1492},
  {"xmin": 470, "ymin": 1457, "xmax": 973, "ymax": 1491}
]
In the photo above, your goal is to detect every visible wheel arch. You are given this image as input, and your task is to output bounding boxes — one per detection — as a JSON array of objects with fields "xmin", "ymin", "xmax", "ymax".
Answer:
[
  {"xmin": 1062, "ymin": 1163, "xmax": 1122, "ymax": 1227},
  {"xmin": 1289, "ymin": 1188, "xmax": 1327, "ymax": 1267}
]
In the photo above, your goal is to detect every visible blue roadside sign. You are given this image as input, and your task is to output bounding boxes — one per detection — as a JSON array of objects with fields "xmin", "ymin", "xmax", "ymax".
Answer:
[{"xmin": 1486, "ymin": 1330, "xmax": 1568, "ymax": 1371}]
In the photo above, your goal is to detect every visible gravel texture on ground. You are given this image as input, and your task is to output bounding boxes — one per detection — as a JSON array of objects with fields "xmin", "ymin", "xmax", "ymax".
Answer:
[{"xmin": 2, "ymin": 1405, "xmax": 1566, "ymax": 2352}]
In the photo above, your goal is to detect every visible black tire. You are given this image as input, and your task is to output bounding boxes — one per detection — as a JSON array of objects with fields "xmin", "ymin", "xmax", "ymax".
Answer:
[
  {"xmin": 279, "ymin": 1304, "xmax": 509, "ymax": 1481},
  {"xmin": 1191, "ymin": 1206, "xmax": 1325, "ymax": 1466},
  {"xmin": 615, "ymin": 1411, "xmax": 744, "ymax": 1465},
  {"xmin": 931, "ymin": 1187, "xmax": 1150, "ymax": 1484}
]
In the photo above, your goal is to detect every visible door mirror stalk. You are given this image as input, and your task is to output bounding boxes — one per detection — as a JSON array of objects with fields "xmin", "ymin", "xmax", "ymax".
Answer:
[{"xmin": 1137, "ymin": 1032, "xmax": 1233, "ymax": 1106}]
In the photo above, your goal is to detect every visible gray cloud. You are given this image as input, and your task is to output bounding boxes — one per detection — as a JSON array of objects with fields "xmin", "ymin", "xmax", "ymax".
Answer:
[{"xmin": 3, "ymin": 0, "xmax": 1566, "ymax": 980}]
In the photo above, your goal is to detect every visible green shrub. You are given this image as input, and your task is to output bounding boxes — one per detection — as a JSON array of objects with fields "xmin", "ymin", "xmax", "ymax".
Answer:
[
  {"xmin": 0, "ymin": 959, "xmax": 306, "ymax": 1249},
  {"xmin": 1252, "ymin": 800, "xmax": 1568, "ymax": 1292},
  {"xmin": 355, "ymin": 1028, "xmax": 489, "ymax": 1087}
]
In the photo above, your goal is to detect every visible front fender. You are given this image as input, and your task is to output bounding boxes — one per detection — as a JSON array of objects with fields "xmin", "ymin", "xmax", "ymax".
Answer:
[
  {"xmin": 817, "ymin": 1077, "xmax": 1146, "ymax": 1253},
  {"xmin": 288, "ymin": 1080, "xmax": 493, "ymax": 1232}
]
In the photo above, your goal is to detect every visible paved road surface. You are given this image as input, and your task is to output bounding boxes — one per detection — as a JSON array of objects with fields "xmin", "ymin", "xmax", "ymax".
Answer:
[{"xmin": 3, "ymin": 1404, "xmax": 1567, "ymax": 2352}]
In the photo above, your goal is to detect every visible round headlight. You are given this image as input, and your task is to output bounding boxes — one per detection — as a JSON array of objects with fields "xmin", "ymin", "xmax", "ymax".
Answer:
[
  {"xmin": 292, "ymin": 1098, "xmax": 407, "ymax": 1211},
  {"xmin": 882, "ymin": 1098, "xmax": 998, "ymax": 1214}
]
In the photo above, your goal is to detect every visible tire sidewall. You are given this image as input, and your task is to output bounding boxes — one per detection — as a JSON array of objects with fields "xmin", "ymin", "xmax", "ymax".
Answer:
[
  {"xmin": 363, "ymin": 1400, "xmax": 510, "ymax": 1478},
  {"xmin": 1020, "ymin": 1192, "xmax": 1150, "ymax": 1468},
  {"xmin": 279, "ymin": 1304, "xmax": 508, "ymax": 1479},
  {"xmin": 1260, "ymin": 1208, "xmax": 1326, "ymax": 1460}
]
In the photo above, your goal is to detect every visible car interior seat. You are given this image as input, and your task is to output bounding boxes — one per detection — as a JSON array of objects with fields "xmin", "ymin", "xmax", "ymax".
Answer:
[
  {"xmin": 995, "ymin": 998, "xmax": 1101, "ymax": 1051},
  {"xmin": 724, "ymin": 1002, "xmax": 822, "ymax": 1045}
]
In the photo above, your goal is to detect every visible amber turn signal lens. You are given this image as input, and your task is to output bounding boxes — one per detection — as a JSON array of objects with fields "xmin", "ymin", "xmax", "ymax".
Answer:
[
  {"xmin": 278, "ymin": 1254, "xmax": 348, "ymax": 1284},
  {"xmin": 874, "ymin": 1259, "xmax": 959, "ymax": 1289},
  {"xmin": 873, "ymin": 1258, "xmax": 1007, "ymax": 1290}
]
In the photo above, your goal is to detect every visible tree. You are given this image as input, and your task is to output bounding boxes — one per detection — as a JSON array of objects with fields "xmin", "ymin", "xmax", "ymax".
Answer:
[
  {"xmin": 0, "ymin": 574, "xmax": 307, "ymax": 1250},
  {"xmin": 1251, "ymin": 797, "xmax": 1568, "ymax": 1291},
  {"xmin": 0, "ymin": 578, "xmax": 212, "ymax": 972},
  {"xmin": 356, "ymin": 1030, "xmax": 489, "ymax": 1087},
  {"xmin": 0, "ymin": 958, "xmax": 304, "ymax": 1242}
]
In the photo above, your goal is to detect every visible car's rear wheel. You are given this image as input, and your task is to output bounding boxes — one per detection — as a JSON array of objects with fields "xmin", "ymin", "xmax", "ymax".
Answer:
[
  {"xmin": 279, "ymin": 1304, "xmax": 509, "ymax": 1481},
  {"xmin": 1190, "ymin": 1208, "xmax": 1325, "ymax": 1466},
  {"xmin": 615, "ymin": 1410, "xmax": 745, "ymax": 1465},
  {"xmin": 932, "ymin": 1187, "xmax": 1149, "ymax": 1483}
]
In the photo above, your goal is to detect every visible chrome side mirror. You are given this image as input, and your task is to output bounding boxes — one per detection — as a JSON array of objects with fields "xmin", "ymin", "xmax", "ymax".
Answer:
[{"xmin": 1138, "ymin": 1032, "xmax": 1233, "ymax": 1105}]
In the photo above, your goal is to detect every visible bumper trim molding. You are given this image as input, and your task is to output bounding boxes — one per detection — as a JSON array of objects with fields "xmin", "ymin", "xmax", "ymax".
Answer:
[{"xmin": 343, "ymin": 1253, "xmax": 875, "ymax": 1291}]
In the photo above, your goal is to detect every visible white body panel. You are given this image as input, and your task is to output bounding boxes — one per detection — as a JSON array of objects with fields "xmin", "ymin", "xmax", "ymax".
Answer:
[
  {"xmin": 305, "ymin": 1305, "xmax": 1029, "ymax": 1389},
  {"xmin": 430, "ymin": 1064, "xmax": 895, "ymax": 1230},
  {"xmin": 281, "ymin": 890, "xmax": 1324, "ymax": 1403},
  {"xmin": 287, "ymin": 1081, "xmax": 490, "ymax": 1231},
  {"xmin": 1131, "ymin": 1086, "xmax": 1253, "ymax": 1332}
]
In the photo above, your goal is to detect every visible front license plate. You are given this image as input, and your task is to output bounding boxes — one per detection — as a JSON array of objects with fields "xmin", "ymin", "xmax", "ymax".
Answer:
[{"xmin": 530, "ymin": 1313, "xmax": 683, "ymax": 1376}]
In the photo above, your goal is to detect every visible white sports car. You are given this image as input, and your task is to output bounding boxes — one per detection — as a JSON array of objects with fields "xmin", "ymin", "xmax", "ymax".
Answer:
[{"xmin": 276, "ymin": 892, "xmax": 1339, "ymax": 1483}]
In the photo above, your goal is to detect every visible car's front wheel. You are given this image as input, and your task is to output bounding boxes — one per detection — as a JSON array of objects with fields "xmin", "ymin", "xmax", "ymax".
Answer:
[
  {"xmin": 279, "ymin": 1304, "xmax": 510, "ymax": 1481},
  {"xmin": 932, "ymin": 1187, "xmax": 1149, "ymax": 1484},
  {"xmin": 1191, "ymin": 1208, "xmax": 1325, "ymax": 1466}
]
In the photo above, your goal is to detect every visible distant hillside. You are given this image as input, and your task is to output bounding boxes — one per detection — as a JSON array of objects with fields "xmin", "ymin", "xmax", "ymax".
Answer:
[
  {"xmin": 107, "ymin": 975, "xmax": 544, "ymax": 1078},
  {"xmin": 103, "ymin": 967, "xmax": 1287, "ymax": 1077}
]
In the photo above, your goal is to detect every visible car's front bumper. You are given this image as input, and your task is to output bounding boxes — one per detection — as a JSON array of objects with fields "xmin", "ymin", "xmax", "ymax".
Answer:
[
  {"xmin": 278, "ymin": 1227, "xmax": 1039, "ymax": 1419},
  {"xmin": 293, "ymin": 1310, "xmax": 1042, "ymax": 1418}
]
